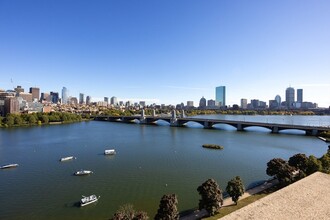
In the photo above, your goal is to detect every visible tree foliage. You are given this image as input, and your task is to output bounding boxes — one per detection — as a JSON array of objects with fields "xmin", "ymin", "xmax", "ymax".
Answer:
[
  {"xmin": 288, "ymin": 153, "xmax": 309, "ymax": 176},
  {"xmin": 0, "ymin": 112, "xmax": 82, "ymax": 127},
  {"xmin": 266, "ymin": 158, "xmax": 296, "ymax": 185},
  {"xmin": 306, "ymin": 155, "xmax": 323, "ymax": 175},
  {"xmin": 226, "ymin": 176, "xmax": 245, "ymax": 205},
  {"xmin": 197, "ymin": 178, "xmax": 223, "ymax": 216},
  {"xmin": 154, "ymin": 194, "xmax": 179, "ymax": 220},
  {"xmin": 112, "ymin": 204, "xmax": 149, "ymax": 220}
]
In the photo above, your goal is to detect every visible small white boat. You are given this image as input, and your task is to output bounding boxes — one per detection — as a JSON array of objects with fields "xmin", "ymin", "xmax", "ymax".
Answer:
[
  {"xmin": 60, "ymin": 156, "xmax": 75, "ymax": 162},
  {"xmin": 0, "ymin": 163, "xmax": 19, "ymax": 169},
  {"xmin": 104, "ymin": 149, "xmax": 116, "ymax": 155},
  {"xmin": 80, "ymin": 194, "xmax": 100, "ymax": 207},
  {"xmin": 74, "ymin": 170, "xmax": 93, "ymax": 176}
]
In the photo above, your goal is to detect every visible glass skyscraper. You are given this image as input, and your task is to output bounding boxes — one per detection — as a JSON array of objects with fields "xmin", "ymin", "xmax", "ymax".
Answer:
[
  {"xmin": 285, "ymin": 87, "xmax": 295, "ymax": 109},
  {"xmin": 215, "ymin": 86, "xmax": 226, "ymax": 106},
  {"xmin": 62, "ymin": 87, "xmax": 68, "ymax": 104},
  {"xmin": 297, "ymin": 89, "xmax": 303, "ymax": 103}
]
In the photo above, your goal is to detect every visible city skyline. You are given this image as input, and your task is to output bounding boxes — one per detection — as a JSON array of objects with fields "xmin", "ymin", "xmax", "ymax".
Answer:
[{"xmin": 1, "ymin": 0, "xmax": 330, "ymax": 107}]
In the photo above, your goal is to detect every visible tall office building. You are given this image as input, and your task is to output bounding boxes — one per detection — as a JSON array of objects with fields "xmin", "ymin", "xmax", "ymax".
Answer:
[
  {"xmin": 110, "ymin": 96, "xmax": 118, "ymax": 105},
  {"xmin": 297, "ymin": 89, "xmax": 303, "ymax": 103},
  {"xmin": 29, "ymin": 87, "xmax": 40, "ymax": 101},
  {"xmin": 285, "ymin": 87, "xmax": 295, "ymax": 109},
  {"xmin": 104, "ymin": 97, "xmax": 109, "ymax": 105},
  {"xmin": 14, "ymin": 86, "xmax": 24, "ymax": 94},
  {"xmin": 275, "ymin": 95, "xmax": 281, "ymax": 106},
  {"xmin": 79, "ymin": 93, "xmax": 84, "ymax": 104},
  {"xmin": 187, "ymin": 101, "xmax": 194, "ymax": 107},
  {"xmin": 50, "ymin": 92, "xmax": 59, "ymax": 103},
  {"xmin": 40, "ymin": 93, "xmax": 50, "ymax": 102},
  {"xmin": 62, "ymin": 87, "xmax": 68, "ymax": 104},
  {"xmin": 86, "ymin": 96, "xmax": 91, "ymax": 105},
  {"xmin": 199, "ymin": 96, "xmax": 206, "ymax": 109},
  {"xmin": 215, "ymin": 86, "xmax": 226, "ymax": 106},
  {"xmin": 241, "ymin": 99, "xmax": 247, "ymax": 109}
]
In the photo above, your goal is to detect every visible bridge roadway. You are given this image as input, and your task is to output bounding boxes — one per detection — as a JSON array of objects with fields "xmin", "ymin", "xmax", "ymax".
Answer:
[{"xmin": 94, "ymin": 115, "xmax": 330, "ymax": 136}]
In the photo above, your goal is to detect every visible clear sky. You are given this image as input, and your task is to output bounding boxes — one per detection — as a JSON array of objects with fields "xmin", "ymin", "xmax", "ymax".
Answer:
[{"xmin": 1, "ymin": 0, "xmax": 329, "ymax": 107}]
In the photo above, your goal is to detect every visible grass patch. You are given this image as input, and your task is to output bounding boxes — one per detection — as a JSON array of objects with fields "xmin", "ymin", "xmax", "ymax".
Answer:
[{"xmin": 203, "ymin": 185, "xmax": 281, "ymax": 219}]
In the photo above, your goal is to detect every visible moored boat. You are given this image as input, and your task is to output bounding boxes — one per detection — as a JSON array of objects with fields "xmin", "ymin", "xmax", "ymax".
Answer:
[
  {"xmin": 104, "ymin": 149, "xmax": 116, "ymax": 155},
  {"xmin": 74, "ymin": 170, "xmax": 93, "ymax": 176},
  {"xmin": 60, "ymin": 156, "xmax": 75, "ymax": 162},
  {"xmin": 80, "ymin": 194, "xmax": 100, "ymax": 207},
  {"xmin": 0, "ymin": 163, "xmax": 19, "ymax": 169}
]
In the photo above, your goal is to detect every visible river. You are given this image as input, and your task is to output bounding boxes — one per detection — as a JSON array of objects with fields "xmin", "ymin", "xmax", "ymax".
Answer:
[{"xmin": 0, "ymin": 115, "xmax": 329, "ymax": 219}]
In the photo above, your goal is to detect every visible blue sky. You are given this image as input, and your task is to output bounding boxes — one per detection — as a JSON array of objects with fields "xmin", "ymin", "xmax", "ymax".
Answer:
[{"xmin": 1, "ymin": 0, "xmax": 329, "ymax": 107}]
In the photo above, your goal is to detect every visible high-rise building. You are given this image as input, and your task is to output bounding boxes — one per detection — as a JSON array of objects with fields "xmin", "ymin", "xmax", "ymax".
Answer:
[
  {"xmin": 29, "ymin": 87, "xmax": 40, "ymax": 101},
  {"xmin": 110, "ymin": 96, "xmax": 118, "ymax": 105},
  {"xmin": 251, "ymin": 99, "xmax": 260, "ymax": 109},
  {"xmin": 4, "ymin": 97, "xmax": 19, "ymax": 114},
  {"xmin": 86, "ymin": 96, "xmax": 91, "ymax": 105},
  {"xmin": 104, "ymin": 97, "xmax": 109, "ymax": 105},
  {"xmin": 207, "ymin": 99, "xmax": 216, "ymax": 106},
  {"xmin": 285, "ymin": 87, "xmax": 295, "ymax": 109},
  {"xmin": 215, "ymin": 86, "xmax": 226, "ymax": 106},
  {"xmin": 297, "ymin": 89, "xmax": 303, "ymax": 103},
  {"xmin": 62, "ymin": 87, "xmax": 68, "ymax": 104},
  {"xmin": 14, "ymin": 86, "xmax": 24, "ymax": 94},
  {"xmin": 199, "ymin": 96, "xmax": 206, "ymax": 109},
  {"xmin": 79, "ymin": 93, "xmax": 84, "ymax": 104},
  {"xmin": 40, "ymin": 93, "xmax": 49, "ymax": 102},
  {"xmin": 50, "ymin": 92, "xmax": 59, "ymax": 103},
  {"xmin": 187, "ymin": 101, "xmax": 194, "ymax": 107},
  {"xmin": 241, "ymin": 99, "xmax": 247, "ymax": 109},
  {"xmin": 275, "ymin": 95, "xmax": 281, "ymax": 106}
]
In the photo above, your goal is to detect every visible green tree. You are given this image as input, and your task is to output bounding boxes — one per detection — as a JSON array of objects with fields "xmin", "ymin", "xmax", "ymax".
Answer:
[
  {"xmin": 320, "ymin": 153, "xmax": 330, "ymax": 174},
  {"xmin": 27, "ymin": 114, "xmax": 37, "ymax": 125},
  {"xmin": 112, "ymin": 204, "xmax": 149, "ymax": 220},
  {"xmin": 4, "ymin": 114, "xmax": 15, "ymax": 127},
  {"xmin": 197, "ymin": 178, "xmax": 223, "ymax": 216},
  {"xmin": 288, "ymin": 153, "xmax": 309, "ymax": 176},
  {"xmin": 0, "ymin": 116, "xmax": 3, "ymax": 127},
  {"xmin": 154, "ymin": 194, "xmax": 179, "ymax": 220},
  {"xmin": 41, "ymin": 115, "xmax": 49, "ymax": 124},
  {"xmin": 266, "ymin": 158, "xmax": 287, "ymax": 177},
  {"xmin": 266, "ymin": 158, "xmax": 295, "ymax": 185},
  {"xmin": 306, "ymin": 155, "xmax": 322, "ymax": 175},
  {"xmin": 14, "ymin": 115, "xmax": 23, "ymax": 126},
  {"xmin": 226, "ymin": 176, "xmax": 245, "ymax": 205}
]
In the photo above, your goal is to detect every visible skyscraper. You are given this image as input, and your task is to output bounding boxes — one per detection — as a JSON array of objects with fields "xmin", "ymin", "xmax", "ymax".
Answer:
[
  {"xmin": 215, "ymin": 86, "xmax": 226, "ymax": 106},
  {"xmin": 285, "ymin": 87, "xmax": 295, "ymax": 109},
  {"xmin": 104, "ymin": 97, "xmax": 109, "ymax": 105},
  {"xmin": 79, "ymin": 93, "xmax": 84, "ymax": 104},
  {"xmin": 86, "ymin": 96, "xmax": 91, "ymax": 105},
  {"xmin": 241, "ymin": 99, "xmax": 247, "ymax": 109},
  {"xmin": 110, "ymin": 96, "xmax": 118, "ymax": 105},
  {"xmin": 62, "ymin": 87, "xmax": 68, "ymax": 104},
  {"xmin": 275, "ymin": 95, "xmax": 281, "ymax": 106},
  {"xmin": 29, "ymin": 87, "xmax": 40, "ymax": 101},
  {"xmin": 297, "ymin": 89, "xmax": 303, "ymax": 103},
  {"xmin": 199, "ymin": 96, "xmax": 206, "ymax": 109},
  {"xmin": 50, "ymin": 92, "xmax": 59, "ymax": 103}
]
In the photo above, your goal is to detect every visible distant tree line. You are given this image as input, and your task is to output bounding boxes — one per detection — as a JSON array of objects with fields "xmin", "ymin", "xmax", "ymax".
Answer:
[{"xmin": 0, "ymin": 112, "xmax": 88, "ymax": 127}]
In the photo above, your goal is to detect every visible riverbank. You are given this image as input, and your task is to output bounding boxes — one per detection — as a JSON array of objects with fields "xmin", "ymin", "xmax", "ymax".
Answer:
[{"xmin": 180, "ymin": 178, "xmax": 279, "ymax": 220}]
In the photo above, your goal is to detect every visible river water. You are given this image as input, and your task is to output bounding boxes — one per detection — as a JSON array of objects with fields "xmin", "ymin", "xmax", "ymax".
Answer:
[{"xmin": 0, "ymin": 115, "xmax": 329, "ymax": 219}]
